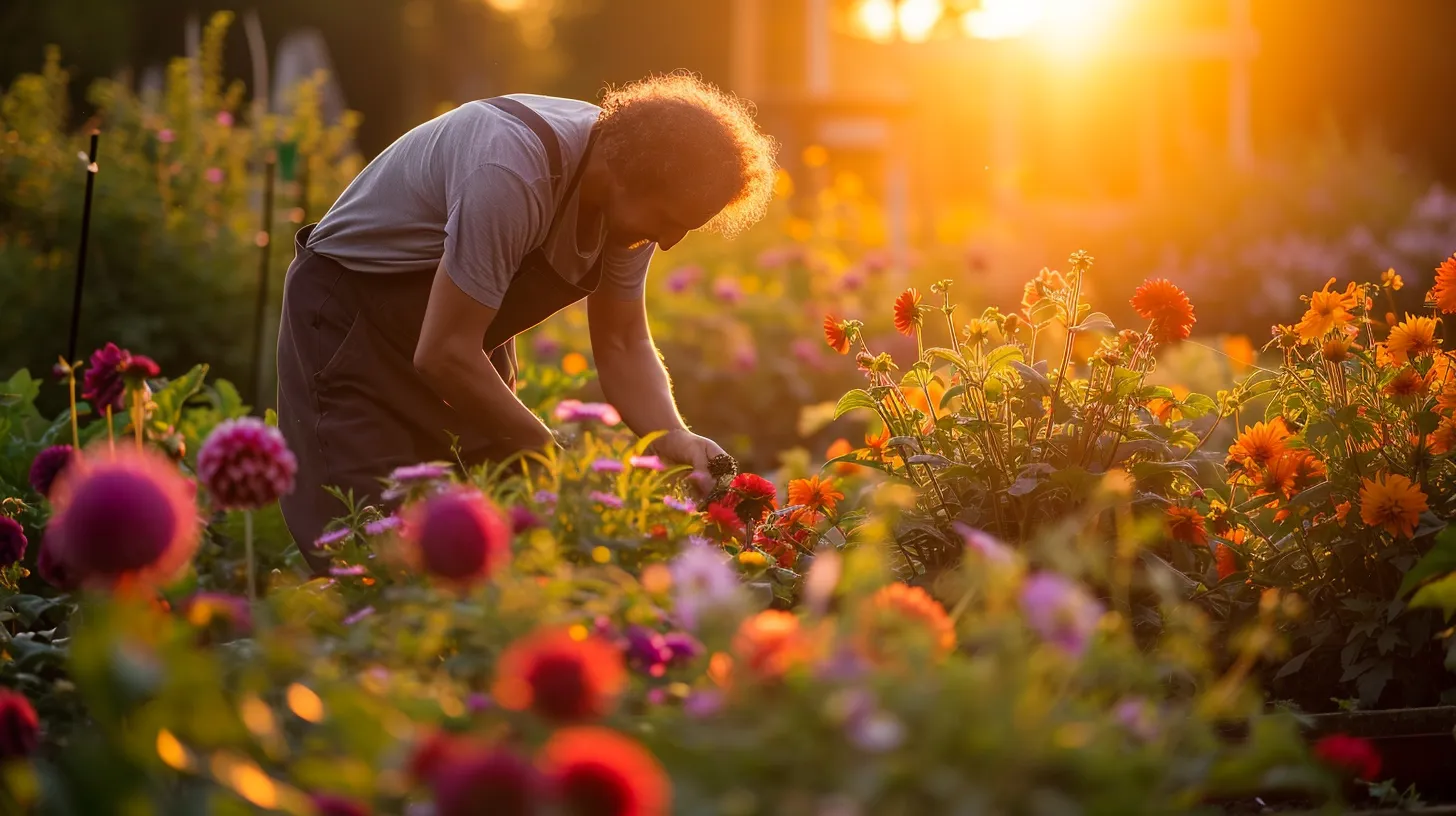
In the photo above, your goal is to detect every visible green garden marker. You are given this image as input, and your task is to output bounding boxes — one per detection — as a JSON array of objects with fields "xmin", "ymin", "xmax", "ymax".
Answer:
[{"xmin": 277, "ymin": 140, "xmax": 299, "ymax": 183}]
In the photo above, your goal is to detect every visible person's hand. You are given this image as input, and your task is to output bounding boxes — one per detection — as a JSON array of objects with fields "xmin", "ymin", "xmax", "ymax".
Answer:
[{"xmin": 650, "ymin": 429, "xmax": 727, "ymax": 499}]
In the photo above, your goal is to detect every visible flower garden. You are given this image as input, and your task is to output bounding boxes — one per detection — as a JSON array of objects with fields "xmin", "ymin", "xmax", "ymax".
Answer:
[{"xmin": 6, "ymin": 15, "xmax": 1456, "ymax": 816}]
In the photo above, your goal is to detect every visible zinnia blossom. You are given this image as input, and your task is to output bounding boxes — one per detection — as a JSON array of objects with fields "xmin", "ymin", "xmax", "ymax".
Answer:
[
  {"xmin": 553, "ymin": 400, "xmax": 622, "ymax": 426},
  {"xmin": 47, "ymin": 448, "xmax": 200, "ymax": 589},
  {"xmin": 589, "ymin": 491, "xmax": 624, "ymax": 509},
  {"xmin": 1214, "ymin": 543, "xmax": 1239, "ymax": 580},
  {"xmin": 1019, "ymin": 572, "xmax": 1104, "ymax": 657},
  {"xmin": 825, "ymin": 438, "xmax": 860, "ymax": 475},
  {"xmin": 1130, "ymin": 278, "xmax": 1196, "ymax": 344},
  {"xmin": 823, "ymin": 315, "xmax": 851, "ymax": 354},
  {"xmin": 1385, "ymin": 315, "xmax": 1441, "ymax": 363},
  {"xmin": 197, "ymin": 418, "xmax": 298, "ymax": 510},
  {"xmin": 431, "ymin": 745, "xmax": 541, "ymax": 816},
  {"xmin": 1313, "ymin": 733, "xmax": 1382, "ymax": 781},
  {"xmin": 728, "ymin": 473, "xmax": 777, "ymax": 524},
  {"xmin": 892, "ymin": 288, "xmax": 923, "ymax": 337},
  {"xmin": 731, "ymin": 610, "xmax": 808, "ymax": 681},
  {"xmin": 859, "ymin": 583, "xmax": 956, "ymax": 662},
  {"xmin": 1165, "ymin": 506, "xmax": 1208, "ymax": 547},
  {"xmin": 1359, "ymin": 473, "xmax": 1427, "ymax": 538},
  {"xmin": 786, "ymin": 475, "xmax": 843, "ymax": 515},
  {"xmin": 493, "ymin": 628, "xmax": 626, "ymax": 722},
  {"xmin": 538, "ymin": 727, "xmax": 671, "ymax": 816},
  {"xmin": 402, "ymin": 489, "xmax": 512, "ymax": 584},
  {"xmin": 1431, "ymin": 253, "xmax": 1456, "ymax": 314},
  {"xmin": 1294, "ymin": 279, "xmax": 1361, "ymax": 344},
  {"xmin": 1227, "ymin": 419, "xmax": 1292, "ymax": 470}
]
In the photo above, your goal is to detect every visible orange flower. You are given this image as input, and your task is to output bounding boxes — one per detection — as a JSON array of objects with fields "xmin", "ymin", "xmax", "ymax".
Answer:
[
  {"xmin": 1359, "ymin": 473, "xmax": 1428, "ymax": 538},
  {"xmin": 1432, "ymin": 253, "xmax": 1456, "ymax": 314},
  {"xmin": 825, "ymin": 438, "xmax": 859, "ymax": 475},
  {"xmin": 1294, "ymin": 278, "xmax": 1360, "ymax": 343},
  {"xmin": 1254, "ymin": 453, "xmax": 1301, "ymax": 499},
  {"xmin": 1386, "ymin": 315, "xmax": 1440, "ymax": 363},
  {"xmin": 893, "ymin": 288, "xmax": 924, "ymax": 336},
  {"xmin": 1166, "ymin": 506, "xmax": 1209, "ymax": 547},
  {"xmin": 1228, "ymin": 419, "xmax": 1292, "ymax": 470},
  {"xmin": 865, "ymin": 425, "xmax": 891, "ymax": 460},
  {"xmin": 1130, "ymin": 278, "xmax": 1196, "ymax": 345},
  {"xmin": 1430, "ymin": 418, "xmax": 1456, "ymax": 455},
  {"xmin": 1291, "ymin": 450, "xmax": 1326, "ymax": 490},
  {"xmin": 858, "ymin": 583, "xmax": 956, "ymax": 662},
  {"xmin": 731, "ymin": 610, "xmax": 808, "ymax": 681},
  {"xmin": 1214, "ymin": 543, "xmax": 1239, "ymax": 580},
  {"xmin": 823, "ymin": 315, "xmax": 850, "ymax": 354},
  {"xmin": 538, "ymin": 727, "xmax": 671, "ymax": 816},
  {"xmin": 787, "ymin": 475, "xmax": 844, "ymax": 514},
  {"xmin": 1335, "ymin": 501, "xmax": 1352, "ymax": 526},
  {"xmin": 492, "ymin": 628, "xmax": 626, "ymax": 723},
  {"xmin": 1384, "ymin": 366, "xmax": 1428, "ymax": 397},
  {"xmin": 1146, "ymin": 398, "xmax": 1176, "ymax": 424},
  {"xmin": 1321, "ymin": 336, "xmax": 1358, "ymax": 363},
  {"xmin": 1021, "ymin": 268, "xmax": 1067, "ymax": 316}
]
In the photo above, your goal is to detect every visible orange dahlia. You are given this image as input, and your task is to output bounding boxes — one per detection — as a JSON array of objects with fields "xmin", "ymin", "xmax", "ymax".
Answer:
[
  {"xmin": 823, "ymin": 315, "xmax": 851, "ymax": 354},
  {"xmin": 1384, "ymin": 366, "xmax": 1428, "ymax": 397},
  {"xmin": 859, "ymin": 583, "xmax": 956, "ymax": 662},
  {"xmin": 787, "ymin": 475, "xmax": 844, "ymax": 514},
  {"xmin": 1214, "ymin": 543, "xmax": 1239, "ymax": 580},
  {"xmin": 731, "ymin": 610, "xmax": 808, "ymax": 681},
  {"xmin": 1359, "ymin": 473, "xmax": 1428, "ymax": 538},
  {"xmin": 1166, "ymin": 506, "xmax": 1208, "ymax": 547},
  {"xmin": 1430, "ymin": 417, "xmax": 1456, "ymax": 455},
  {"xmin": 538, "ymin": 727, "xmax": 670, "ymax": 816},
  {"xmin": 1130, "ymin": 278, "xmax": 1196, "ymax": 344},
  {"xmin": 1432, "ymin": 253, "xmax": 1456, "ymax": 314},
  {"xmin": 493, "ymin": 628, "xmax": 627, "ymax": 723},
  {"xmin": 1386, "ymin": 315, "xmax": 1440, "ymax": 363},
  {"xmin": 1227, "ymin": 419, "xmax": 1292, "ymax": 470},
  {"xmin": 1294, "ymin": 279, "xmax": 1360, "ymax": 343},
  {"xmin": 1254, "ymin": 453, "xmax": 1301, "ymax": 499},
  {"xmin": 1291, "ymin": 450, "xmax": 1327, "ymax": 490},
  {"xmin": 893, "ymin": 288, "xmax": 924, "ymax": 336}
]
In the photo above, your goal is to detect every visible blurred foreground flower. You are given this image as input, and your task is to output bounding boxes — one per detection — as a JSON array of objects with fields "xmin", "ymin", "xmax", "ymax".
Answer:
[
  {"xmin": 0, "ymin": 690, "xmax": 39, "ymax": 760},
  {"xmin": 554, "ymin": 400, "xmax": 622, "ymax": 426},
  {"xmin": 1313, "ymin": 733, "xmax": 1382, "ymax": 781},
  {"xmin": 403, "ymin": 489, "xmax": 512, "ymax": 585},
  {"xmin": 432, "ymin": 745, "xmax": 541, "ymax": 816},
  {"xmin": 1019, "ymin": 573, "xmax": 1104, "ymax": 657},
  {"xmin": 493, "ymin": 628, "xmax": 626, "ymax": 723},
  {"xmin": 538, "ymin": 727, "xmax": 670, "ymax": 816}
]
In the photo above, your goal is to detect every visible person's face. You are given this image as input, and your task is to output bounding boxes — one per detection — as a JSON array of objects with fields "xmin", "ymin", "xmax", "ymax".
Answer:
[{"xmin": 603, "ymin": 177, "xmax": 722, "ymax": 251}]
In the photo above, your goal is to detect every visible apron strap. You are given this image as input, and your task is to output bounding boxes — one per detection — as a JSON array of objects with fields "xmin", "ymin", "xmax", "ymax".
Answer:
[{"xmin": 484, "ymin": 97, "xmax": 564, "ymax": 184}]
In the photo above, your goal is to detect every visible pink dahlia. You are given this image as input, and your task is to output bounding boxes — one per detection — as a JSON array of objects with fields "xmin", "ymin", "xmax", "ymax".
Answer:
[
  {"xmin": 403, "ymin": 489, "xmax": 512, "ymax": 585},
  {"xmin": 0, "ymin": 690, "xmax": 39, "ymax": 760},
  {"xmin": 29, "ymin": 445, "xmax": 75, "ymax": 498},
  {"xmin": 432, "ymin": 747, "xmax": 541, "ymax": 816},
  {"xmin": 198, "ymin": 418, "xmax": 297, "ymax": 510},
  {"xmin": 81, "ymin": 343, "xmax": 158, "ymax": 412},
  {"xmin": 0, "ymin": 517, "xmax": 27, "ymax": 565},
  {"xmin": 47, "ymin": 448, "xmax": 200, "ymax": 588}
]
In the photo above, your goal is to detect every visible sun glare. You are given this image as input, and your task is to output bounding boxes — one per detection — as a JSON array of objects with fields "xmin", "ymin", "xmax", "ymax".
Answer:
[
  {"xmin": 961, "ymin": 0, "xmax": 1124, "ymax": 45},
  {"xmin": 856, "ymin": 0, "xmax": 898, "ymax": 42}
]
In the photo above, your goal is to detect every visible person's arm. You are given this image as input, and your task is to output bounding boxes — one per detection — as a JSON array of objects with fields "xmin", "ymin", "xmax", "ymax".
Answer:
[
  {"xmin": 413, "ymin": 260, "xmax": 555, "ymax": 452},
  {"xmin": 587, "ymin": 288, "xmax": 726, "ymax": 486}
]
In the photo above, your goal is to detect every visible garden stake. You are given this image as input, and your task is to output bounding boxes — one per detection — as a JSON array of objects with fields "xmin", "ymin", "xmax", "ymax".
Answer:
[
  {"xmin": 251, "ymin": 153, "xmax": 278, "ymax": 407},
  {"xmin": 67, "ymin": 130, "xmax": 100, "ymax": 366},
  {"xmin": 244, "ymin": 509, "xmax": 256, "ymax": 603}
]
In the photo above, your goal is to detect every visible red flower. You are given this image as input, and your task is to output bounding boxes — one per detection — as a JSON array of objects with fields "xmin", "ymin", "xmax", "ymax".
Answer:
[
  {"xmin": 704, "ymin": 498, "xmax": 743, "ymax": 537},
  {"xmin": 893, "ymin": 288, "xmax": 923, "ymax": 336},
  {"xmin": 310, "ymin": 793, "xmax": 373, "ymax": 816},
  {"xmin": 493, "ymin": 628, "xmax": 627, "ymax": 723},
  {"xmin": 403, "ymin": 489, "xmax": 512, "ymax": 585},
  {"xmin": 538, "ymin": 727, "xmax": 671, "ymax": 816},
  {"xmin": 823, "ymin": 315, "xmax": 850, "ymax": 354},
  {"xmin": 81, "ymin": 343, "xmax": 157, "ymax": 411},
  {"xmin": 1214, "ymin": 543, "xmax": 1238, "ymax": 580},
  {"xmin": 1130, "ymin": 279, "xmax": 1196, "ymax": 345},
  {"xmin": 408, "ymin": 731, "xmax": 467, "ymax": 784},
  {"xmin": 433, "ymin": 746, "xmax": 541, "ymax": 816},
  {"xmin": 47, "ymin": 448, "xmax": 200, "ymax": 589},
  {"xmin": 0, "ymin": 517, "xmax": 27, "ymax": 565},
  {"xmin": 1165, "ymin": 507, "xmax": 1208, "ymax": 547},
  {"xmin": 729, "ymin": 473, "xmax": 777, "ymax": 524},
  {"xmin": 0, "ymin": 690, "xmax": 39, "ymax": 760},
  {"xmin": 751, "ymin": 526, "xmax": 805, "ymax": 569},
  {"xmin": 1313, "ymin": 733, "xmax": 1382, "ymax": 780}
]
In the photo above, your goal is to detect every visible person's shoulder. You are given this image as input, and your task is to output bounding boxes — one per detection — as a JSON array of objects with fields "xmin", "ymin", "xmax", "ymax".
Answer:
[{"xmin": 439, "ymin": 100, "xmax": 556, "ymax": 187}]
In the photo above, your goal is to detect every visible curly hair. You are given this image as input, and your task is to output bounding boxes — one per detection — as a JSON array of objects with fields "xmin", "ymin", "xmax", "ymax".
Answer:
[{"xmin": 597, "ymin": 72, "xmax": 779, "ymax": 239}]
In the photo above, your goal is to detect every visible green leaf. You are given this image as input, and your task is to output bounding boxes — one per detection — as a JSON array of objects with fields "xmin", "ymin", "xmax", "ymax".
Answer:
[
  {"xmin": 151, "ymin": 364, "xmax": 209, "ymax": 427},
  {"xmin": 1071, "ymin": 311, "xmax": 1115, "ymax": 333},
  {"xmin": 939, "ymin": 384, "xmax": 966, "ymax": 409},
  {"xmin": 1179, "ymin": 393, "xmax": 1218, "ymax": 420},
  {"xmin": 833, "ymin": 389, "xmax": 880, "ymax": 420},
  {"xmin": 1287, "ymin": 481, "xmax": 1332, "ymax": 510},
  {"xmin": 1398, "ymin": 526, "xmax": 1456, "ymax": 597},
  {"xmin": 1274, "ymin": 647, "xmax": 1316, "ymax": 679},
  {"xmin": 900, "ymin": 366, "xmax": 932, "ymax": 389},
  {"xmin": 1138, "ymin": 385, "xmax": 1176, "ymax": 402},
  {"xmin": 1009, "ymin": 361, "xmax": 1051, "ymax": 395},
  {"xmin": 925, "ymin": 347, "xmax": 968, "ymax": 371},
  {"xmin": 985, "ymin": 345, "xmax": 1023, "ymax": 375},
  {"xmin": 1409, "ymin": 572, "xmax": 1456, "ymax": 619}
]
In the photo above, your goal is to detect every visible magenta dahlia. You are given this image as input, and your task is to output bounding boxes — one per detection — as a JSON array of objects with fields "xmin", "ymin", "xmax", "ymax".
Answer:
[
  {"xmin": 432, "ymin": 747, "xmax": 541, "ymax": 816},
  {"xmin": 309, "ymin": 793, "xmax": 373, "ymax": 816},
  {"xmin": 403, "ymin": 489, "xmax": 512, "ymax": 585},
  {"xmin": 36, "ymin": 538, "xmax": 77, "ymax": 591},
  {"xmin": 197, "ymin": 418, "xmax": 298, "ymax": 510},
  {"xmin": 47, "ymin": 448, "xmax": 200, "ymax": 588},
  {"xmin": 81, "ymin": 343, "xmax": 156, "ymax": 411},
  {"xmin": 0, "ymin": 517, "xmax": 26, "ymax": 566},
  {"xmin": 0, "ymin": 690, "xmax": 39, "ymax": 760},
  {"xmin": 28, "ymin": 445, "xmax": 74, "ymax": 498}
]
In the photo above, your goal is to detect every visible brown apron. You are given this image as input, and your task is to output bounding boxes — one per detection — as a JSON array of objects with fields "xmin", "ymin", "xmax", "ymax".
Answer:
[{"xmin": 276, "ymin": 97, "xmax": 604, "ymax": 573}]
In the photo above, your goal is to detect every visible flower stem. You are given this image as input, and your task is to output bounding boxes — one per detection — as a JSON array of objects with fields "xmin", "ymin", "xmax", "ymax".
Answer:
[
  {"xmin": 67, "ymin": 366, "xmax": 80, "ymax": 451},
  {"xmin": 132, "ymin": 389, "xmax": 144, "ymax": 452},
  {"xmin": 244, "ymin": 509, "xmax": 256, "ymax": 603},
  {"xmin": 105, "ymin": 405, "xmax": 115, "ymax": 456}
]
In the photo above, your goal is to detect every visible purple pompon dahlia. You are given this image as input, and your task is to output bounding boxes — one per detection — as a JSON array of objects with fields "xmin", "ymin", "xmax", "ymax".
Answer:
[
  {"xmin": 403, "ymin": 489, "xmax": 512, "ymax": 585},
  {"xmin": 198, "ymin": 418, "xmax": 298, "ymax": 510},
  {"xmin": 47, "ymin": 448, "xmax": 200, "ymax": 589},
  {"xmin": 29, "ymin": 445, "xmax": 75, "ymax": 498},
  {"xmin": 0, "ymin": 517, "xmax": 27, "ymax": 565}
]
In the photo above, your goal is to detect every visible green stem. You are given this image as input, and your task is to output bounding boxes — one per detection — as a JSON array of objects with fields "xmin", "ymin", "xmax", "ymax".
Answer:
[{"xmin": 245, "ymin": 509, "xmax": 256, "ymax": 603}]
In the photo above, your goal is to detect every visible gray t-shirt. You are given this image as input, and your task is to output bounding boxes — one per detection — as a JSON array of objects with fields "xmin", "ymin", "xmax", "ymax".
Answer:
[{"xmin": 307, "ymin": 94, "xmax": 653, "ymax": 308}]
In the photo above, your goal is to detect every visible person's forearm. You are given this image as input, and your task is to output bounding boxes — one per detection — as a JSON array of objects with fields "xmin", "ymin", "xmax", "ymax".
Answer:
[
  {"xmin": 416, "ymin": 350, "xmax": 554, "ymax": 451},
  {"xmin": 596, "ymin": 337, "xmax": 688, "ymax": 437}
]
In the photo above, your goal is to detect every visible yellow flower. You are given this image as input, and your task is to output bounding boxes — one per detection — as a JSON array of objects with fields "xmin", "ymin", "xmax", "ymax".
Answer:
[
  {"xmin": 1227, "ymin": 419, "xmax": 1291, "ymax": 470},
  {"xmin": 1382, "ymin": 268, "xmax": 1403, "ymax": 290},
  {"xmin": 737, "ymin": 551, "xmax": 768, "ymax": 567},
  {"xmin": 1294, "ymin": 279, "xmax": 1360, "ymax": 343},
  {"xmin": 1386, "ymin": 315, "xmax": 1440, "ymax": 363},
  {"xmin": 1359, "ymin": 473, "xmax": 1428, "ymax": 538}
]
